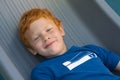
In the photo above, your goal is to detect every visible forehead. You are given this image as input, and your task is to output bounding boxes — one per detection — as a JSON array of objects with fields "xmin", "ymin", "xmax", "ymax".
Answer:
[
  {"xmin": 25, "ymin": 18, "xmax": 55, "ymax": 37},
  {"xmin": 31, "ymin": 17, "xmax": 50, "ymax": 26},
  {"xmin": 30, "ymin": 17, "xmax": 54, "ymax": 30}
]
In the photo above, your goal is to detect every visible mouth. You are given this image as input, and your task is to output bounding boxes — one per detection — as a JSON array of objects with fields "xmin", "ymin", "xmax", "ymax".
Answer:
[{"xmin": 44, "ymin": 41, "xmax": 55, "ymax": 48}]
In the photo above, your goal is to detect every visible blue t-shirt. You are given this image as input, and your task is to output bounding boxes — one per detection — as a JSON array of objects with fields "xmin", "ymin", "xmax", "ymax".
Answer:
[{"xmin": 31, "ymin": 45, "xmax": 120, "ymax": 80}]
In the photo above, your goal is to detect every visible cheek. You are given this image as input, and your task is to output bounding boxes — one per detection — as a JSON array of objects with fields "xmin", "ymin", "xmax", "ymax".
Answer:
[
  {"xmin": 32, "ymin": 41, "xmax": 43, "ymax": 50},
  {"xmin": 52, "ymin": 31, "xmax": 62, "ymax": 38}
]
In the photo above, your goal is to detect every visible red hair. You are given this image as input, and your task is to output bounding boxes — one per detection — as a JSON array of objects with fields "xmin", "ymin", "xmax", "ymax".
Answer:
[{"xmin": 19, "ymin": 8, "xmax": 61, "ymax": 48}]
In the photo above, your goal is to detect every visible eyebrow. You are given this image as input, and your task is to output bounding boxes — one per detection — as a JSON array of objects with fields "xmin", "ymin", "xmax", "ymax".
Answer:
[{"xmin": 46, "ymin": 24, "xmax": 53, "ymax": 28}]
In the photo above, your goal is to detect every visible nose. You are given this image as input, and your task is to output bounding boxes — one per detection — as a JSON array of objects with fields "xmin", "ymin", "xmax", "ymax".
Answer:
[{"xmin": 43, "ymin": 33, "xmax": 50, "ymax": 42}]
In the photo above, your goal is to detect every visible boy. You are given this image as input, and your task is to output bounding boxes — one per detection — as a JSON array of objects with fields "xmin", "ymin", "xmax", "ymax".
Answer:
[{"xmin": 19, "ymin": 8, "xmax": 120, "ymax": 80}]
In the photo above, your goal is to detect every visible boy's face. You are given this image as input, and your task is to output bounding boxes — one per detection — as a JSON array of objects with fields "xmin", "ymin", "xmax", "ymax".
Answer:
[{"xmin": 25, "ymin": 17, "xmax": 67, "ymax": 58}]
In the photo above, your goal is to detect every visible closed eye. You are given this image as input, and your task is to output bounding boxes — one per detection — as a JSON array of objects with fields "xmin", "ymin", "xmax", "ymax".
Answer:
[
  {"xmin": 46, "ymin": 28, "xmax": 53, "ymax": 32},
  {"xmin": 34, "ymin": 35, "xmax": 41, "ymax": 41}
]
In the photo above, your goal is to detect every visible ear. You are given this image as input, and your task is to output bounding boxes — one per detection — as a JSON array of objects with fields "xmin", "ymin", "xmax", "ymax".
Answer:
[
  {"xmin": 59, "ymin": 23, "xmax": 65, "ymax": 36},
  {"xmin": 27, "ymin": 48, "xmax": 37, "ymax": 55}
]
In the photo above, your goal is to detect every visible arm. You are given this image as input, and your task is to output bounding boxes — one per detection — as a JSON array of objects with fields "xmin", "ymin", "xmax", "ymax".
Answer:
[{"xmin": 115, "ymin": 61, "xmax": 120, "ymax": 71}]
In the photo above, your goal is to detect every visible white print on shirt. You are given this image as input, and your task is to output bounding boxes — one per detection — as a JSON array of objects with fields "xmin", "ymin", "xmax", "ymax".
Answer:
[{"xmin": 63, "ymin": 51, "xmax": 97, "ymax": 70}]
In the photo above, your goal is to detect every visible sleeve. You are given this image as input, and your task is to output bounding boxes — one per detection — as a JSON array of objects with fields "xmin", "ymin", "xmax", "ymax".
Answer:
[
  {"xmin": 31, "ymin": 67, "xmax": 53, "ymax": 80},
  {"xmin": 83, "ymin": 44, "xmax": 120, "ymax": 71}
]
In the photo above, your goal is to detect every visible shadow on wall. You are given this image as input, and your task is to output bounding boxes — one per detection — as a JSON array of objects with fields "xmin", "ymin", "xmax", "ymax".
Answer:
[{"xmin": 67, "ymin": 0, "xmax": 120, "ymax": 54}]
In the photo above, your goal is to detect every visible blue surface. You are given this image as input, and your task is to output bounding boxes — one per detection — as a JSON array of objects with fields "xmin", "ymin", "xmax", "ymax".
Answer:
[
  {"xmin": 0, "ymin": 74, "xmax": 4, "ymax": 80},
  {"xmin": 106, "ymin": 0, "xmax": 120, "ymax": 16}
]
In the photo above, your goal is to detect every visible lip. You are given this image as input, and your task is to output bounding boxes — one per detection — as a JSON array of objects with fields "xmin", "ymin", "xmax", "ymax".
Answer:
[{"xmin": 44, "ymin": 41, "xmax": 55, "ymax": 48}]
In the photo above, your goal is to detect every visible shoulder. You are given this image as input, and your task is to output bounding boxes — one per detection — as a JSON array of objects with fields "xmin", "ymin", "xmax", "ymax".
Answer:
[
  {"xmin": 31, "ymin": 63, "xmax": 46, "ymax": 75},
  {"xmin": 31, "ymin": 56, "xmax": 62, "ymax": 74},
  {"xmin": 31, "ymin": 64, "xmax": 53, "ymax": 80},
  {"xmin": 81, "ymin": 44, "xmax": 110, "ymax": 57},
  {"xmin": 82, "ymin": 44, "xmax": 103, "ymax": 49},
  {"xmin": 31, "ymin": 61, "xmax": 53, "ymax": 80},
  {"xmin": 82, "ymin": 44, "xmax": 106, "ymax": 52}
]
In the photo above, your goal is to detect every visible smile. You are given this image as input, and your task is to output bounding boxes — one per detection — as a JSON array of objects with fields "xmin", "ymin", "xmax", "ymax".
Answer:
[{"xmin": 44, "ymin": 41, "xmax": 55, "ymax": 48}]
